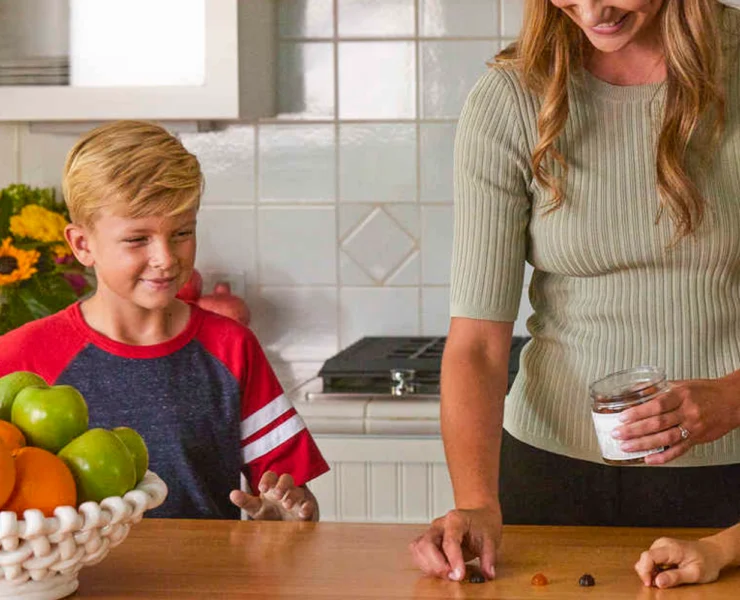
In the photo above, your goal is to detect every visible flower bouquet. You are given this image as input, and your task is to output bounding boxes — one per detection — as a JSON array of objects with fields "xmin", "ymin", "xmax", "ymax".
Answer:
[{"xmin": 0, "ymin": 184, "xmax": 92, "ymax": 335}]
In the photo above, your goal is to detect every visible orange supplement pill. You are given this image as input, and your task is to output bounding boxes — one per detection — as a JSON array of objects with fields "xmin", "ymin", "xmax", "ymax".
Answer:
[{"xmin": 531, "ymin": 573, "xmax": 549, "ymax": 586}]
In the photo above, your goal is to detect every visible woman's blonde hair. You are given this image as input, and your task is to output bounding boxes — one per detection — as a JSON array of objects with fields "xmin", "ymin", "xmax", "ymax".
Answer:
[
  {"xmin": 496, "ymin": 0, "xmax": 731, "ymax": 240},
  {"xmin": 63, "ymin": 120, "xmax": 203, "ymax": 229}
]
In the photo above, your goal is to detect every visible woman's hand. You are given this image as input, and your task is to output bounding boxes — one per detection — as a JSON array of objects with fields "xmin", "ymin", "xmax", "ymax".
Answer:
[
  {"xmin": 611, "ymin": 376, "xmax": 740, "ymax": 464},
  {"xmin": 635, "ymin": 536, "xmax": 727, "ymax": 588},
  {"xmin": 229, "ymin": 472, "xmax": 318, "ymax": 521},
  {"xmin": 408, "ymin": 503, "xmax": 502, "ymax": 582}
]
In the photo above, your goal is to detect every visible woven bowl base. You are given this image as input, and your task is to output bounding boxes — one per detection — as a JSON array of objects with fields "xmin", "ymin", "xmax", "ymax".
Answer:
[{"xmin": 0, "ymin": 573, "xmax": 79, "ymax": 600}]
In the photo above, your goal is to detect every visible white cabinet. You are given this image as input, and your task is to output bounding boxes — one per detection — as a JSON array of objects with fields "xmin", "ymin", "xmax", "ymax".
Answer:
[{"xmin": 0, "ymin": 0, "xmax": 275, "ymax": 121}]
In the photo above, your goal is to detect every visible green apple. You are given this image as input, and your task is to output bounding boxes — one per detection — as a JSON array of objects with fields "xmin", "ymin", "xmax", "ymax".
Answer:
[
  {"xmin": 0, "ymin": 371, "xmax": 47, "ymax": 421},
  {"xmin": 112, "ymin": 426, "xmax": 149, "ymax": 484},
  {"xmin": 58, "ymin": 428, "xmax": 137, "ymax": 504},
  {"xmin": 11, "ymin": 384, "xmax": 88, "ymax": 453}
]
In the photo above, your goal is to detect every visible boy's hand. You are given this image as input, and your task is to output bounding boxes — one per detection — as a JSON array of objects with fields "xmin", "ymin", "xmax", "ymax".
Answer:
[
  {"xmin": 229, "ymin": 472, "xmax": 318, "ymax": 521},
  {"xmin": 634, "ymin": 537, "xmax": 725, "ymax": 588}
]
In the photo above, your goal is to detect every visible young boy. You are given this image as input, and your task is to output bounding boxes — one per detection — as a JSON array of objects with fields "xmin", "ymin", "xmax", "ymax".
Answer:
[
  {"xmin": 0, "ymin": 120, "xmax": 329, "ymax": 520},
  {"xmin": 635, "ymin": 523, "xmax": 740, "ymax": 588}
]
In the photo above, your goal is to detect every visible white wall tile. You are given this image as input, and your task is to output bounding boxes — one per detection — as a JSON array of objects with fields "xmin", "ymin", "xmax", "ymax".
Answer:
[
  {"xmin": 278, "ymin": 0, "xmax": 334, "ymax": 38},
  {"xmin": 339, "ymin": 204, "xmax": 374, "ymax": 238},
  {"xmin": 420, "ymin": 0, "xmax": 499, "ymax": 37},
  {"xmin": 18, "ymin": 126, "xmax": 77, "ymax": 194},
  {"xmin": 340, "ymin": 252, "xmax": 375, "ymax": 285},
  {"xmin": 250, "ymin": 286, "xmax": 339, "ymax": 362},
  {"xmin": 278, "ymin": 42, "xmax": 335, "ymax": 118},
  {"xmin": 181, "ymin": 126, "xmax": 255, "ymax": 206},
  {"xmin": 501, "ymin": 0, "xmax": 525, "ymax": 37},
  {"xmin": 338, "ymin": 0, "xmax": 415, "ymax": 37},
  {"xmin": 339, "ymin": 42, "xmax": 416, "ymax": 119},
  {"xmin": 339, "ymin": 123, "xmax": 416, "ymax": 203},
  {"xmin": 385, "ymin": 251, "xmax": 420, "ymax": 285},
  {"xmin": 0, "ymin": 125, "xmax": 18, "ymax": 187},
  {"xmin": 420, "ymin": 123, "xmax": 456, "ymax": 202},
  {"xmin": 258, "ymin": 206, "xmax": 337, "ymax": 285},
  {"xmin": 340, "ymin": 287, "xmax": 420, "ymax": 347},
  {"xmin": 421, "ymin": 205, "xmax": 454, "ymax": 285},
  {"xmin": 421, "ymin": 40, "xmax": 496, "ymax": 119},
  {"xmin": 195, "ymin": 207, "xmax": 257, "ymax": 283},
  {"xmin": 422, "ymin": 287, "xmax": 450, "ymax": 335},
  {"xmin": 259, "ymin": 124, "xmax": 335, "ymax": 203},
  {"xmin": 386, "ymin": 205, "xmax": 420, "ymax": 238},
  {"xmin": 342, "ymin": 207, "xmax": 415, "ymax": 283}
]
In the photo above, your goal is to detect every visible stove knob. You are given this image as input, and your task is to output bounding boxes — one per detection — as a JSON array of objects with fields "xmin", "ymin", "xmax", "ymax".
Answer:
[{"xmin": 390, "ymin": 368, "xmax": 416, "ymax": 396}]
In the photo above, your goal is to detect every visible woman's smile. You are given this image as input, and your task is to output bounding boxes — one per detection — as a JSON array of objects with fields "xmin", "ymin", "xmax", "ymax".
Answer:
[{"xmin": 591, "ymin": 12, "xmax": 630, "ymax": 34}]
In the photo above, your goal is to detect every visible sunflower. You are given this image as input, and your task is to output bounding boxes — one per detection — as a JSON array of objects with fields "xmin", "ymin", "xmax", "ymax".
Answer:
[
  {"xmin": 9, "ymin": 204, "xmax": 69, "ymax": 244},
  {"xmin": 0, "ymin": 238, "xmax": 40, "ymax": 286}
]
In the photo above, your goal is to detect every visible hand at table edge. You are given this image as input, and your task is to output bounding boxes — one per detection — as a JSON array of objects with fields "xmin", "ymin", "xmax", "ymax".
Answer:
[{"xmin": 408, "ymin": 504, "xmax": 502, "ymax": 582}]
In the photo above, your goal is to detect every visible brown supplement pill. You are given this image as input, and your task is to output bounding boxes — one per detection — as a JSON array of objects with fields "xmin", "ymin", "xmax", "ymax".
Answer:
[{"xmin": 468, "ymin": 572, "xmax": 485, "ymax": 584}]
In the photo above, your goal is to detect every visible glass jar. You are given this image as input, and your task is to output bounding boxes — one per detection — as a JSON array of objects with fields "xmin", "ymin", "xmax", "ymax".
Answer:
[{"xmin": 589, "ymin": 366, "xmax": 668, "ymax": 465}]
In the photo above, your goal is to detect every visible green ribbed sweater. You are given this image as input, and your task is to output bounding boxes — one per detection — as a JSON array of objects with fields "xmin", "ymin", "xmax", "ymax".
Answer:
[{"xmin": 450, "ymin": 19, "xmax": 740, "ymax": 466}]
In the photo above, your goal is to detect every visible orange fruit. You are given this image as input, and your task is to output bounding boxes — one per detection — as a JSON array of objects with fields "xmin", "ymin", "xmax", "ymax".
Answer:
[
  {"xmin": 0, "ymin": 441, "xmax": 15, "ymax": 509},
  {"xmin": 2, "ymin": 446, "xmax": 76, "ymax": 517},
  {"xmin": 0, "ymin": 420, "xmax": 26, "ymax": 452}
]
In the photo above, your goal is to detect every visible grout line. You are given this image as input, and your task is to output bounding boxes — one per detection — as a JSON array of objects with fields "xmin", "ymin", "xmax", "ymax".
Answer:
[
  {"xmin": 498, "ymin": 0, "xmax": 504, "ymax": 38},
  {"xmin": 14, "ymin": 124, "xmax": 22, "ymax": 182},
  {"xmin": 202, "ymin": 199, "xmax": 450, "ymax": 209},
  {"xmin": 239, "ymin": 282, "xmax": 434, "ymax": 290},
  {"xmin": 381, "ymin": 248, "xmax": 419, "ymax": 287},
  {"xmin": 257, "ymin": 117, "xmax": 457, "ymax": 126},
  {"xmin": 333, "ymin": 0, "xmax": 343, "ymax": 350},
  {"xmin": 253, "ymin": 125, "xmax": 261, "ymax": 291},
  {"xmin": 279, "ymin": 35, "xmax": 504, "ymax": 43},
  {"xmin": 414, "ymin": 0, "xmax": 423, "ymax": 335}
]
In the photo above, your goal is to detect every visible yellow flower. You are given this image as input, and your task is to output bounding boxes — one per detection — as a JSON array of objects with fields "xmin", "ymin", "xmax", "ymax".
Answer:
[
  {"xmin": 0, "ymin": 238, "xmax": 40, "ymax": 286},
  {"xmin": 9, "ymin": 204, "xmax": 68, "ymax": 244},
  {"xmin": 52, "ymin": 242, "xmax": 73, "ymax": 258}
]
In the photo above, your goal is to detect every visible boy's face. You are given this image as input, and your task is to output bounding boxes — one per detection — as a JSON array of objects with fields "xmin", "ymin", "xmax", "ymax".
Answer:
[{"xmin": 66, "ymin": 208, "xmax": 197, "ymax": 311}]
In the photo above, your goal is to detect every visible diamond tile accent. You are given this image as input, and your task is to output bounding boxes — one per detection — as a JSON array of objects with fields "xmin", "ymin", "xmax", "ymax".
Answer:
[{"xmin": 341, "ymin": 207, "xmax": 415, "ymax": 283}]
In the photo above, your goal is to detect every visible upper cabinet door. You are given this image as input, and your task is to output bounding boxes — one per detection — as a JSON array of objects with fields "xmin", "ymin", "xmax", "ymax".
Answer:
[{"xmin": 0, "ymin": 0, "xmax": 241, "ymax": 121}]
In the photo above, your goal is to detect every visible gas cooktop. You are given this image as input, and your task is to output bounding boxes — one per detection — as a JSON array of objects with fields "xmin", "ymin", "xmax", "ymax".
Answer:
[{"xmin": 309, "ymin": 336, "xmax": 529, "ymax": 400}]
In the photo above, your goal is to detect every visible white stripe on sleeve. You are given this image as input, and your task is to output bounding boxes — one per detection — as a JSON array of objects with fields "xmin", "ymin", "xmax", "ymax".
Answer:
[
  {"xmin": 240, "ymin": 393, "xmax": 293, "ymax": 440},
  {"xmin": 241, "ymin": 413, "xmax": 307, "ymax": 463}
]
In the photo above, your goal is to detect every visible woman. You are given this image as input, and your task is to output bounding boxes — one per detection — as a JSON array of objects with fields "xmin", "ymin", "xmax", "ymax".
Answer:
[{"xmin": 410, "ymin": 0, "xmax": 740, "ymax": 583}]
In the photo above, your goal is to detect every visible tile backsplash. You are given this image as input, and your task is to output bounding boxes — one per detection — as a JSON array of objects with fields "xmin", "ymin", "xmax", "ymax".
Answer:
[{"xmin": 0, "ymin": 0, "xmax": 534, "ymax": 389}]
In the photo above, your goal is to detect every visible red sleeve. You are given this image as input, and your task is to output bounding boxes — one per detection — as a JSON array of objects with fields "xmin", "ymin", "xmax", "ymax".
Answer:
[
  {"xmin": 195, "ymin": 310, "xmax": 329, "ymax": 491},
  {"xmin": 0, "ymin": 305, "xmax": 86, "ymax": 383}
]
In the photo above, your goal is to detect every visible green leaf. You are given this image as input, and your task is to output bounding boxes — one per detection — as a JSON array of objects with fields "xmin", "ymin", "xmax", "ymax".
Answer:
[
  {"xmin": 17, "ymin": 286, "xmax": 54, "ymax": 320},
  {"xmin": 0, "ymin": 193, "xmax": 11, "ymax": 238},
  {"xmin": 0, "ymin": 289, "xmax": 36, "ymax": 335},
  {"xmin": 0, "ymin": 183, "xmax": 62, "ymax": 216}
]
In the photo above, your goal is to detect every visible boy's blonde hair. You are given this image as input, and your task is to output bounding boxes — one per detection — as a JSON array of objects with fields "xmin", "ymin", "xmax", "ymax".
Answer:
[{"xmin": 62, "ymin": 120, "xmax": 203, "ymax": 228}]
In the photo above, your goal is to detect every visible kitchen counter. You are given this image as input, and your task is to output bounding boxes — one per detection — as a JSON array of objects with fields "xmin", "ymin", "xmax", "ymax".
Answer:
[
  {"xmin": 288, "ymin": 375, "xmax": 442, "ymax": 436},
  {"xmin": 75, "ymin": 520, "xmax": 740, "ymax": 598}
]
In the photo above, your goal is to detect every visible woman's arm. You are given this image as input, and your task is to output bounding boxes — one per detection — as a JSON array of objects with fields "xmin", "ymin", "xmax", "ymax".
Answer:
[
  {"xmin": 409, "ymin": 317, "xmax": 512, "ymax": 581},
  {"xmin": 442, "ymin": 317, "xmax": 511, "ymax": 512}
]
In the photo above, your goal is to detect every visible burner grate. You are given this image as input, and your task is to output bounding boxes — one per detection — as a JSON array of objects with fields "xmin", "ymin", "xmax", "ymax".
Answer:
[{"xmin": 317, "ymin": 336, "xmax": 530, "ymax": 395}]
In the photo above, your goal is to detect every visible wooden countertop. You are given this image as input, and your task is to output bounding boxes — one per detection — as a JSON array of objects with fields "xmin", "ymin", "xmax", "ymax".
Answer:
[{"xmin": 76, "ymin": 520, "xmax": 740, "ymax": 599}]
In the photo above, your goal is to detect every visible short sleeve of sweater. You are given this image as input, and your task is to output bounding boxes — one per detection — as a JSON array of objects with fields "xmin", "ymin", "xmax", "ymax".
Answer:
[{"xmin": 450, "ymin": 67, "xmax": 532, "ymax": 321}]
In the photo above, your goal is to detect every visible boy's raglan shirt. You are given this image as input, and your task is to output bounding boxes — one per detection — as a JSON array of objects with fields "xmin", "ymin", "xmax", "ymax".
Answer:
[{"xmin": 0, "ymin": 303, "xmax": 329, "ymax": 519}]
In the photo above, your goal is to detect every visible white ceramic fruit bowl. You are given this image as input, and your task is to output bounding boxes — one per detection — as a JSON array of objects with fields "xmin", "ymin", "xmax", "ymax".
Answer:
[{"xmin": 0, "ymin": 471, "xmax": 167, "ymax": 600}]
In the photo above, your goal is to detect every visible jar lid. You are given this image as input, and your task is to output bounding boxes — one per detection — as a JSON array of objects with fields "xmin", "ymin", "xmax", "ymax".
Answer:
[{"xmin": 589, "ymin": 365, "xmax": 666, "ymax": 404}]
